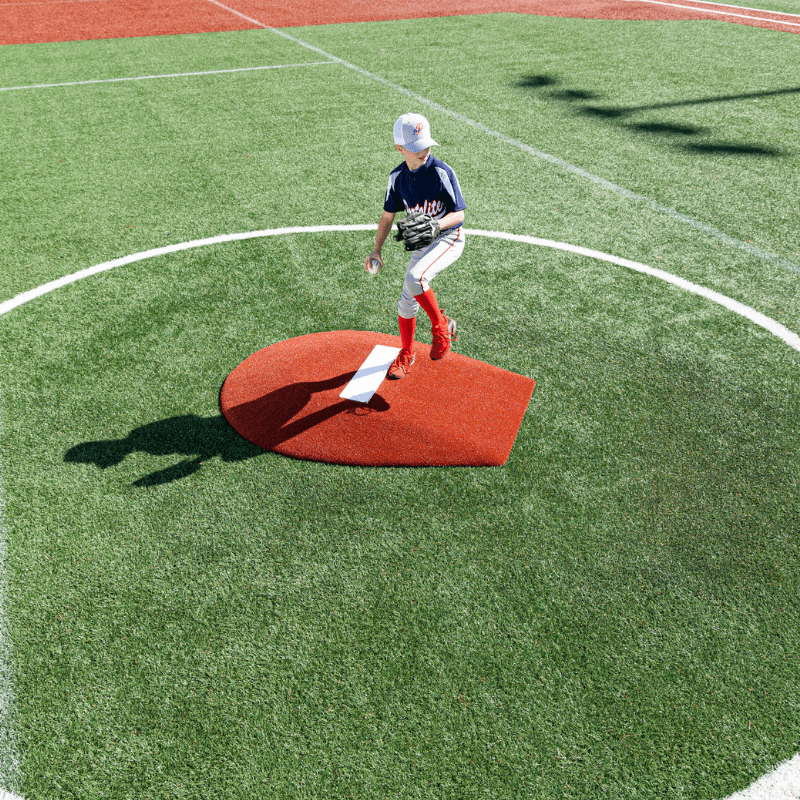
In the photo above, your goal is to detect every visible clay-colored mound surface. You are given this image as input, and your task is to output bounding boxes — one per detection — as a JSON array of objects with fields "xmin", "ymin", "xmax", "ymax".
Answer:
[{"xmin": 220, "ymin": 330, "xmax": 536, "ymax": 467}]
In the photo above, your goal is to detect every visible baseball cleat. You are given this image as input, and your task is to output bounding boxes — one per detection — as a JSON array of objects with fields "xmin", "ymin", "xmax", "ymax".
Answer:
[
  {"xmin": 430, "ymin": 313, "xmax": 457, "ymax": 360},
  {"xmin": 387, "ymin": 349, "xmax": 416, "ymax": 380}
]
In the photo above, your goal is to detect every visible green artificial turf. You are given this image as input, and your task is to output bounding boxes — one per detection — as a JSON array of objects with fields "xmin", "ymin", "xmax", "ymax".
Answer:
[{"xmin": 1, "ymin": 14, "xmax": 799, "ymax": 800}]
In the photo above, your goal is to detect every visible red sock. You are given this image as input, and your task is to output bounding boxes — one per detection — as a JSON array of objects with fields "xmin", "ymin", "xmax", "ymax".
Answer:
[
  {"xmin": 415, "ymin": 288, "xmax": 445, "ymax": 328},
  {"xmin": 398, "ymin": 315, "xmax": 416, "ymax": 352}
]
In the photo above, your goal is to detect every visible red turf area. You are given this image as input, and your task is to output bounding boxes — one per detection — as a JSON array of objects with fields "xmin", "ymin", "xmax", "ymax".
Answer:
[
  {"xmin": 0, "ymin": 0, "xmax": 258, "ymax": 46},
  {"xmin": 2, "ymin": 0, "xmax": 795, "ymax": 45},
  {"xmin": 219, "ymin": 331, "xmax": 536, "ymax": 467}
]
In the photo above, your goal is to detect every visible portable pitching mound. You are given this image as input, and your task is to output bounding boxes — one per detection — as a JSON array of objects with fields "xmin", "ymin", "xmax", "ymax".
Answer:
[{"xmin": 220, "ymin": 330, "xmax": 535, "ymax": 467}]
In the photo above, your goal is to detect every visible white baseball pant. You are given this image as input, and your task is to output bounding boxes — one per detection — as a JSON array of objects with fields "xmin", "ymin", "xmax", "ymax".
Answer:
[{"xmin": 397, "ymin": 227, "xmax": 466, "ymax": 319}]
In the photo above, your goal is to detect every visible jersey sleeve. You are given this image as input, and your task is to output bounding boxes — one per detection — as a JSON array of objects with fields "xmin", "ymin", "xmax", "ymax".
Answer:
[
  {"xmin": 435, "ymin": 162, "xmax": 467, "ymax": 213},
  {"xmin": 383, "ymin": 169, "xmax": 405, "ymax": 214}
]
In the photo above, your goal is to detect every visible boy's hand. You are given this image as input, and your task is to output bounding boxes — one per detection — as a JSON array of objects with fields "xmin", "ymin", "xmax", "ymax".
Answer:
[{"xmin": 365, "ymin": 251, "xmax": 383, "ymax": 274}]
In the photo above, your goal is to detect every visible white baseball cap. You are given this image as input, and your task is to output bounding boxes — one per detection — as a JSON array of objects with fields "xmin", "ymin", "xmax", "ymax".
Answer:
[{"xmin": 393, "ymin": 113, "xmax": 438, "ymax": 153}]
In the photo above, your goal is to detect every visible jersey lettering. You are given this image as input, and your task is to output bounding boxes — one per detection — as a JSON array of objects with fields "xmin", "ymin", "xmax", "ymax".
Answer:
[{"xmin": 405, "ymin": 199, "xmax": 445, "ymax": 219}]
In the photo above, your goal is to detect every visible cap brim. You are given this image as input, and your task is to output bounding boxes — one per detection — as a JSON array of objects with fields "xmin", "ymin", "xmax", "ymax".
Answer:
[{"xmin": 403, "ymin": 137, "xmax": 438, "ymax": 153}]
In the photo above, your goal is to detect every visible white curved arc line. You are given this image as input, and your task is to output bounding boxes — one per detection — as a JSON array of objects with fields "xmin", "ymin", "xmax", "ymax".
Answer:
[
  {"xmin": 0, "ymin": 225, "xmax": 798, "ymax": 355},
  {"xmin": 468, "ymin": 229, "xmax": 800, "ymax": 353},
  {"xmin": 0, "ymin": 224, "xmax": 798, "ymax": 798},
  {"xmin": 0, "ymin": 226, "xmax": 375, "ymax": 317}
]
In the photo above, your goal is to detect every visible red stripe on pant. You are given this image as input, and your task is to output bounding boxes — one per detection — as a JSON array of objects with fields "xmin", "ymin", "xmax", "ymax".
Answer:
[{"xmin": 415, "ymin": 227, "xmax": 462, "ymax": 295}]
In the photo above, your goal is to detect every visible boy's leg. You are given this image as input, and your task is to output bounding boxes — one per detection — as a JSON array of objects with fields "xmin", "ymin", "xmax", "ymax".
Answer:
[
  {"xmin": 403, "ymin": 228, "xmax": 465, "ymax": 313},
  {"xmin": 389, "ymin": 300, "xmax": 418, "ymax": 381},
  {"xmin": 392, "ymin": 228, "xmax": 465, "ymax": 377},
  {"xmin": 388, "ymin": 313, "xmax": 417, "ymax": 380},
  {"xmin": 403, "ymin": 228, "xmax": 464, "ymax": 358},
  {"xmin": 414, "ymin": 288, "xmax": 444, "ymax": 329},
  {"xmin": 398, "ymin": 314, "xmax": 416, "ymax": 353}
]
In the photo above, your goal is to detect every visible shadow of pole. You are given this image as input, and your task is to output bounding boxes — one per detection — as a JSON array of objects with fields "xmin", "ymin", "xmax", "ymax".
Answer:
[{"xmin": 516, "ymin": 74, "xmax": 795, "ymax": 157}]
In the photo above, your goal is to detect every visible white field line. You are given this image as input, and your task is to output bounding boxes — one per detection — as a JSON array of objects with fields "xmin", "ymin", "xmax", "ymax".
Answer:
[
  {"xmin": 204, "ymin": 0, "xmax": 800, "ymax": 276},
  {"xmin": 203, "ymin": 0, "xmax": 275, "ymax": 28},
  {"xmin": 264, "ymin": 30, "xmax": 800, "ymax": 276},
  {"xmin": 0, "ymin": 61, "xmax": 335, "ymax": 93},
  {"xmin": 0, "ymin": 3, "xmax": 797, "ymax": 790},
  {"xmin": 622, "ymin": 0, "xmax": 800, "ymax": 26},
  {"xmin": 0, "ymin": 225, "xmax": 798, "ymax": 356},
  {"xmin": 724, "ymin": 754, "xmax": 800, "ymax": 800},
  {"xmin": 647, "ymin": 0, "xmax": 800, "ymax": 18},
  {"xmin": 0, "ymin": 399, "xmax": 22, "ymax": 800},
  {"xmin": 6, "ymin": 0, "xmax": 796, "ymax": 274}
]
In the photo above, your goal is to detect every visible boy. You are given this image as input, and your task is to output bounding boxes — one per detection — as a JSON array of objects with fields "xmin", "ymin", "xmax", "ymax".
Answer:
[{"xmin": 365, "ymin": 113, "xmax": 466, "ymax": 380}]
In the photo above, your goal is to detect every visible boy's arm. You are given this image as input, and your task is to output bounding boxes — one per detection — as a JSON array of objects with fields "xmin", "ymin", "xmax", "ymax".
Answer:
[
  {"xmin": 437, "ymin": 210, "xmax": 465, "ymax": 231},
  {"xmin": 366, "ymin": 210, "xmax": 396, "ymax": 268}
]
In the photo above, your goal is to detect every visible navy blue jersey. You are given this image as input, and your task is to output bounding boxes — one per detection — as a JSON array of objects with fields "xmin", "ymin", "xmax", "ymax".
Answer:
[{"xmin": 383, "ymin": 156, "xmax": 466, "ymax": 224}]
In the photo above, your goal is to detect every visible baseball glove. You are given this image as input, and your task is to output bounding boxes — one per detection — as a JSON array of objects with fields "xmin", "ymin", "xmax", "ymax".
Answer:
[{"xmin": 394, "ymin": 211, "xmax": 441, "ymax": 251}]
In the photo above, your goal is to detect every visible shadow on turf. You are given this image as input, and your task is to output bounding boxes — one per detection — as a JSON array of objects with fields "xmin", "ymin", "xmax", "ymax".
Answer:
[
  {"xmin": 221, "ymin": 370, "xmax": 391, "ymax": 455},
  {"xmin": 64, "ymin": 414, "xmax": 263, "ymax": 487},
  {"xmin": 516, "ymin": 75, "xmax": 795, "ymax": 156}
]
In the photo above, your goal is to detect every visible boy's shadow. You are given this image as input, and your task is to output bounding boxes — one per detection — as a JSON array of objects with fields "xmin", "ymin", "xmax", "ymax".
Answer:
[
  {"xmin": 226, "ymin": 371, "xmax": 390, "ymax": 451},
  {"xmin": 65, "ymin": 372, "xmax": 389, "ymax": 486},
  {"xmin": 65, "ymin": 414, "xmax": 263, "ymax": 487}
]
